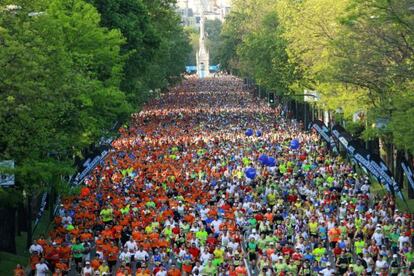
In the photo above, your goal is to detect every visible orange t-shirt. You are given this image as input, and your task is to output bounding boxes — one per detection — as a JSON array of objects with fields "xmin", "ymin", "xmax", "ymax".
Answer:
[
  {"xmin": 58, "ymin": 246, "xmax": 71, "ymax": 260},
  {"xmin": 91, "ymin": 259, "xmax": 101, "ymax": 270},
  {"xmin": 14, "ymin": 268, "xmax": 25, "ymax": 276},
  {"xmin": 55, "ymin": 262, "xmax": 69, "ymax": 272},
  {"xmin": 167, "ymin": 268, "xmax": 181, "ymax": 276},
  {"xmin": 80, "ymin": 232, "xmax": 92, "ymax": 241},
  {"xmin": 235, "ymin": 266, "xmax": 247, "ymax": 275},
  {"xmin": 107, "ymin": 246, "xmax": 119, "ymax": 261}
]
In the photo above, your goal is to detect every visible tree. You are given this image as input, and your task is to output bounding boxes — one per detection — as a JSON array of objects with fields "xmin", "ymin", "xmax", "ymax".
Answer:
[
  {"xmin": 219, "ymin": 0, "xmax": 299, "ymax": 93},
  {"xmin": 205, "ymin": 19, "xmax": 222, "ymax": 65},
  {"xmin": 87, "ymin": 0, "xmax": 191, "ymax": 105},
  {"xmin": 0, "ymin": 0, "xmax": 131, "ymax": 252}
]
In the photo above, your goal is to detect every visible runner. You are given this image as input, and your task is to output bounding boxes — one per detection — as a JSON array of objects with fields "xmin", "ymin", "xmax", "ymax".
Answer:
[{"xmin": 33, "ymin": 77, "xmax": 412, "ymax": 275}]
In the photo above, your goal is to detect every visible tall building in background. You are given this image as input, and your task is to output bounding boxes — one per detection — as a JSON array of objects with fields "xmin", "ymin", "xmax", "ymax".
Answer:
[{"xmin": 196, "ymin": 3, "xmax": 209, "ymax": 78}]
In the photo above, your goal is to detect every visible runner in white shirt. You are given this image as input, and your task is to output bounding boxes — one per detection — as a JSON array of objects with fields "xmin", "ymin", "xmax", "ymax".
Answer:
[
  {"xmin": 372, "ymin": 228, "xmax": 384, "ymax": 246},
  {"xmin": 200, "ymin": 248, "xmax": 211, "ymax": 264},
  {"xmin": 35, "ymin": 259, "xmax": 49, "ymax": 276},
  {"xmin": 124, "ymin": 237, "xmax": 138, "ymax": 251},
  {"xmin": 155, "ymin": 266, "xmax": 167, "ymax": 276},
  {"xmin": 29, "ymin": 241, "xmax": 43, "ymax": 255},
  {"xmin": 398, "ymin": 234, "xmax": 410, "ymax": 250},
  {"xmin": 319, "ymin": 263, "xmax": 335, "ymax": 276},
  {"xmin": 134, "ymin": 247, "xmax": 149, "ymax": 267},
  {"xmin": 119, "ymin": 248, "xmax": 131, "ymax": 264},
  {"xmin": 375, "ymin": 255, "xmax": 388, "ymax": 274},
  {"xmin": 81, "ymin": 261, "xmax": 94, "ymax": 276}
]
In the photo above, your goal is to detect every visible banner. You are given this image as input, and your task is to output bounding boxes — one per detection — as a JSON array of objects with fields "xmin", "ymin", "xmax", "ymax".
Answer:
[
  {"xmin": 0, "ymin": 160, "xmax": 15, "ymax": 187},
  {"xmin": 347, "ymin": 140, "xmax": 403, "ymax": 199},
  {"xmin": 310, "ymin": 120, "xmax": 337, "ymax": 152},
  {"xmin": 332, "ymin": 124, "xmax": 354, "ymax": 150},
  {"xmin": 34, "ymin": 192, "xmax": 48, "ymax": 227},
  {"xmin": 331, "ymin": 125, "xmax": 403, "ymax": 199},
  {"xmin": 402, "ymin": 159, "xmax": 414, "ymax": 192},
  {"xmin": 72, "ymin": 148, "xmax": 109, "ymax": 185}
]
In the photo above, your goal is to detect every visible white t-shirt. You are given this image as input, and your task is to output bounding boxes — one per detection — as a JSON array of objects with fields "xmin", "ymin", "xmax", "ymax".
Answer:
[
  {"xmin": 124, "ymin": 240, "xmax": 137, "ymax": 251},
  {"xmin": 200, "ymin": 251, "xmax": 211, "ymax": 264},
  {"xmin": 119, "ymin": 252, "xmax": 131, "ymax": 263},
  {"xmin": 375, "ymin": 260, "xmax": 388, "ymax": 272},
  {"xmin": 211, "ymin": 219, "xmax": 222, "ymax": 233},
  {"xmin": 134, "ymin": 250, "xmax": 149, "ymax": 261},
  {"xmin": 62, "ymin": 215, "xmax": 72, "ymax": 225},
  {"xmin": 82, "ymin": 266, "xmax": 94, "ymax": 276},
  {"xmin": 155, "ymin": 270, "xmax": 167, "ymax": 276},
  {"xmin": 35, "ymin": 263, "xmax": 49, "ymax": 276},
  {"xmin": 372, "ymin": 232, "xmax": 384, "ymax": 246},
  {"xmin": 30, "ymin": 244, "xmax": 43, "ymax": 254},
  {"xmin": 398, "ymin": 235, "xmax": 410, "ymax": 249},
  {"xmin": 319, "ymin": 267, "xmax": 335, "ymax": 276}
]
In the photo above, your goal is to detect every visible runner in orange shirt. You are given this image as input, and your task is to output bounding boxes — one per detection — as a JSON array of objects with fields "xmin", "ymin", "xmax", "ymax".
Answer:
[{"xmin": 167, "ymin": 264, "xmax": 181, "ymax": 276}]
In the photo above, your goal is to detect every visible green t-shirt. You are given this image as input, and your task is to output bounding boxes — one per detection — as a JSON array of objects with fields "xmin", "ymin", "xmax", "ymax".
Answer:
[
  {"xmin": 274, "ymin": 263, "xmax": 287, "ymax": 273},
  {"xmin": 248, "ymin": 218, "xmax": 257, "ymax": 227},
  {"xmin": 248, "ymin": 241, "xmax": 257, "ymax": 252},
  {"xmin": 72, "ymin": 243, "xmax": 84, "ymax": 258},
  {"xmin": 351, "ymin": 264, "xmax": 365, "ymax": 275},
  {"xmin": 202, "ymin": 264, "xmax": 217, "ymax": 276},
  {"xmin": 389, "ymin": 232, "xmax": 399, "ymax": 247},
  {"xmin": 120, "ymin": 205, "xmax": 130, "ymax": 215},
  {"xmin": 145, "ymin": 225, "xmax": 153, "ymax": 234},
  {"xmin": 145, "ymin": 201, "xmax": 156, "ymax": 208},
  {"xmin": 196, "ymin": 230, "xmax": 208, "ymax": 244},
  {"xmin": 163, "ymin": 228, "xmax": 172, "ymax": 238},
  {"xmin": 354, "ymin": 240, "xmax": 365, "ymax": 254},
  {"xmin": 267, "ymin": 193, "xmax": 276, "ymax": 205},
  {"xmin": 100, "ymin": 208, "xmax": 113, "ymax": 222},
  {"xmin": 405, "ymin": 251, "xmax": 414, "ymax": 263},
  {"xmin": 279, "ymin": 164, "xmax": 287, "ymax": 174},
  {"xmin": 257, "ymin": 239, "xmax": 267, "ymax": 250},
  {"xmin": 313, "ymin": 247, "xmax": 325, "ymax": 261},
  {"xmin": 288, "ymin": 264, "xmax": 297, "ymax": 273}
]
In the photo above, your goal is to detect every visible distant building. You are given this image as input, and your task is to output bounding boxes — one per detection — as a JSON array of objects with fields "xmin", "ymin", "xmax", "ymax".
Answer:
[{"xmin": 176, "ymin": 0, "xmax": 231, "ymax": 28}]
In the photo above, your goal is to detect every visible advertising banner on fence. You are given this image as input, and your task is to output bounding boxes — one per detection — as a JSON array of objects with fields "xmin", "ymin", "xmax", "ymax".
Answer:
[
  {"xmin": 331, "ymin": 125, "xmax": 404, "ymax": 199},
  {"xmin": 332, "ymin": 124, "xmax": 354, "ymax": 150},
  {"xmin": 310, "ymin": 120, "xmax": 337, "ymax": 152},
  {"xmin": 72, "ymin": 147, "xmax": 110, "ymax": 186}
]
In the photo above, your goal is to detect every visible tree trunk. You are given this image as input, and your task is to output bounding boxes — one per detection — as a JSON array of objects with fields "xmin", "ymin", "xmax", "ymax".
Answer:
[
  {"xmin": 17, "ymin": 202, "xmax": 27, "ymax": 235},
  {"xmin": 26, "ymin": 195, "xmax": 33, "ymax": 249},
  {"xmin": 395, "ymin": 150, "xmax": 404, "ymax": 190},
  {"xmin": 0, "ymin": 207, "xmax": 17, "ymax": 253}
]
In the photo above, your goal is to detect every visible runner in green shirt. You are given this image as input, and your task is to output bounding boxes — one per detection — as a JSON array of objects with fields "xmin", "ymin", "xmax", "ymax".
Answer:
[
  {"xmin": 196, "ymin": 229, "xmax": 208, "ymax": 245},
  {"xmin": 100, "ymin": 205, "xmax": 113, "ymax": 223},
  {"xmin": 312, "ymin": 243, "xmax": 326, "ymax": 262},
  {"xmin": 274, "ymin": 257, "xmax": 287, "ymax": 273},
  {"xmin": 354, "ymin": 237, "xmax": 365, "ymax": 255},
  {"xmin": 202, "ymin": 260, "xmax": 217, "ymax": 276}
]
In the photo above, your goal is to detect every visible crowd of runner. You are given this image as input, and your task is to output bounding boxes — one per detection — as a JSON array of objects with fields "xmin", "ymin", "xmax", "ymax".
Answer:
[{"xmin": 25, "ymin": 77, "xmax": 414, "ymax": 276}]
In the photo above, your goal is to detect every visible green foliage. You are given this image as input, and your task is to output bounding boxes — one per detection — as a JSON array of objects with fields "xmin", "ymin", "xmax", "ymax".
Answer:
[
  {"xmin": 185, "ymin": 26, "xmax": 199, "ymax": 65},
  {"xmin": 219, "ymin": 0, "xmax": 299, "ymax": 93},
  {"xmin": 0, "ymin": 0, "xmax": 130, "ymax": 205},
  {"xmin": 0, "ymin": 0, "xmax": 190, "ymax": 209},
  {"xmin": 220, "ymin": 0, "xmax": 414, "ymax": 154},
  {"xmin": 205, "ymin": 19, "xmax": 223, "ymax": 65},
  {"xmin": 87, "ymin": 0, "xmax": 191, "ymax": 104}
]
